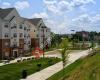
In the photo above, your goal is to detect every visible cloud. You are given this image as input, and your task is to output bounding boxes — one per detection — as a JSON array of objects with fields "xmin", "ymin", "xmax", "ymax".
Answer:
[
  {"xmin": 71, "ymin": 13, "xmax": 100, "ymax": 31},
  {"xmin": 1, "ymin": 2, "xmax": 11, "ymax": 8},
  {"xmin": 72, "ymin": 14, "xmax": 92, "ymax": 23},
  {"xmin": 72, "ymin": 0, "xmax": 95, "ymax": 6},
  {"xmin": 43, "ymin": 0, "xmax": 57, "ymax": 4},
  {"xmin": 44, "ymin": 12, "xmax": 100, "ymax": 33},
  {"xmin": 58, "ymin": 1, "xmax": 73, "ymax": 12},
  {"xmin": 43, "ymin": 0, "xmax": 96, "ymax": 14},
  {"xmin": 31, "ymin": 12, "xmax": 48, "ymax": 18},
  {"xmin": 14, "ymin": 1, "xmax": 30, "ymax": 10}
]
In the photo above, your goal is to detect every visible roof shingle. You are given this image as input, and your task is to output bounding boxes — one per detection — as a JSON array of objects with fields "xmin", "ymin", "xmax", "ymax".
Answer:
[
  {"xmin": 0, "ymin": 8, "xmax": 14, "ymax": 19},
  {"xmin": 28, "ymin": 18, "xmax": 42, "ymax": 26}
]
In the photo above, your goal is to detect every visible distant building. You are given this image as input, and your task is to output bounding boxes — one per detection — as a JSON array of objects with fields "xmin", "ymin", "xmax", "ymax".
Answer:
[
  {"xmin": 94, "ymin": 35, "xmax": 100, "ymax": 42},
  {"xmin": 76, "ymin": 31, "xmax": 89, "ymax": 41}
]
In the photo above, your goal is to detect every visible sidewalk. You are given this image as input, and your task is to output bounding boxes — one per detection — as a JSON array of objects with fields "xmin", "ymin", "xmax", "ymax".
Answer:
[
  {"xmin": 21, "ymin": 50, "xmax": 90, "ymax": 80},
  {"xmin": 0, "ymin": 50, "xmax": 57, "ymax": 66},
  {"xmin": 0, "ymin": 56, "xmax": 34, "ymax": 66}
]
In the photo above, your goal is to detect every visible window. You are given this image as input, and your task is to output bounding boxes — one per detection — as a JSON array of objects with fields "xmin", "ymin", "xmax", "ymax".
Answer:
[
  {"xmin": 5, "ymin": 33, "xmax": 9, "ymax": 37},
  {"xmin": 39, "ymin": 23, "xmax": 42, "ymax": 28},
  {"xmin": 13, "ymin": 33, "xmax": 17, "ymax": 37},
  {"xmin": 24, "ymin": 27, "xmax": 26, "ymax": 30},
  {"xmin": 24, "ymin": 35, "xmax": 26, "ymax": 37},
  {"xmin": 11, "ymin": 26, "xmax": 16, "ymax": 29},
  {"xmin": 19, "ymin": 33, "xmax": 23, "ymax": 38},
  {"xmin": 27, "ymin": 36, "xmax": 28, "ymax": 38},
  {"xmin": 46, "ymin": 29, "xmax": 47, "ymax": 32},
  {"xmin": 37, "ymin": 34, "xmax": 39, "ymax": 37},
  {"xmin": 28, "ymin": 34, "xmax": 30, "ymax": 37},
  {"xmin": 28, "ymin": 41, "xmax": 30, "ymax": 44},
  {"xmin": 14, "ymin": 26, "xmax": 17, "ymax": 28},
  {"xmin": 19, "ymin": 25, "xmax": 23, "ymax": 29},
  {"xmin": 4, "ymin": 25, "xmax": 8, "ymax": 28}
]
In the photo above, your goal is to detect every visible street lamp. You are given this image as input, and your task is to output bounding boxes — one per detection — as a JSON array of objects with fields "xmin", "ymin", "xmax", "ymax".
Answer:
[{"xmin": 71, "ymin": 30, "xmax": 75, "ymax": 48}]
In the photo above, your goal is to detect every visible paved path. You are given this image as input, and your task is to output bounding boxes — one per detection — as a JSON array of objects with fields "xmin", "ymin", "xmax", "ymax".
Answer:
[
  {"xmin": 0, "ymin": 56, "xmax": 34, "ymax": 66},
  {"xmin": 21, "ymin": 49, "xmax": 91, "ymax": 80},
  {"xmin": 0, "ymin": 49, "xmax": 59, "ymax": 66}
]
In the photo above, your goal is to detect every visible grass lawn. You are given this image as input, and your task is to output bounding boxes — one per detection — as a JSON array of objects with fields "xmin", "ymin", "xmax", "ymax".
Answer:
[
  {"xmin": 0, "ymin": 57, "xmax": 61, "ymax": 80},
  {"xmin": 47, "ymin": 49, "xmax": 100, "ymax": 80},
  {"xmin": 0, "ymin": 60, "xmax": 2, "ymax": 63}
]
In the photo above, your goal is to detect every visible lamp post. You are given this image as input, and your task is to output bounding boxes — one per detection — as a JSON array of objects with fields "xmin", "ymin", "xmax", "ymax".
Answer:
[{"xmin": 71, "ymin": 30, "xmax": 75, "ymax": 48}]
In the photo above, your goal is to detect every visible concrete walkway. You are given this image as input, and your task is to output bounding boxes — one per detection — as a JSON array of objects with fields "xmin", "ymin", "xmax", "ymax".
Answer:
[
  {"xmin": 0, "ymin": 56, "xmax": 34, "ymax": 66},
  {"xmin": 0, "ymin": 49, "xmax": 59, "ymax": 66},
  {"xmin": 21, "ymin": 50, "xmax": 91, "ymax": 80}
]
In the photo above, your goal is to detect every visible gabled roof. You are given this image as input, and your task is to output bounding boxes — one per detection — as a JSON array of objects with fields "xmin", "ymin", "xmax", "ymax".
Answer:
[
  {"xmin": 28, "ymin": 18, "xmax": 42, "ymax": 26},
  {"xmin": 0, "ymin": 8, "xmax": 14, "ymax": 19}
]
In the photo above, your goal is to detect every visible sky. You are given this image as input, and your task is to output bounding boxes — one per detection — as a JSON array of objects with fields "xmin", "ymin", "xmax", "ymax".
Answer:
[{"xmin": 0, "ymin": 0, "xmax": 100, "ymax": 34}]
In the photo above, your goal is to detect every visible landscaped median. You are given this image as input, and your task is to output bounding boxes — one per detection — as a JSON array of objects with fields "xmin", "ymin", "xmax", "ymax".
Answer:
[
  {"xmin": 0, "ymin": 57, "xmax": 61, "ymax": 80},
  {"xmin": 47, "ymin": 48, "xmax": 100, "ymax": 80}
]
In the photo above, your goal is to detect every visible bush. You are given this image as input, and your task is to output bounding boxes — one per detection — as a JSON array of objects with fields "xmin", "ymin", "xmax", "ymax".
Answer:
[
  {"xmin": 48, "ymin": 60, "xmax": 53, "ymax": 66},
  {"xmin": 23, "ymin": 59, "xmax": 27, "ymax": 61},
  {"xmin": 37, "ymin": 63, "xmax": 42, "ymax": 71},
  {"xmin": 27, "ymin": 58, "xmax": 31, "ymax": 60},
  {"xmin": 17, "ymin": 60, "xmax": 21, "ymax": 62}
]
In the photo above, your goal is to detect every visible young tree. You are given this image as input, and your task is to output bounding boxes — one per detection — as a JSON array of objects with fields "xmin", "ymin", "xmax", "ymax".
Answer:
[
  {"xmin": 59, "ymin": 38, "xmax": 71, "ymax": 80},
  {"xmin": 91, "ymin": 40, "xmax": 95, "ymax": 50}
]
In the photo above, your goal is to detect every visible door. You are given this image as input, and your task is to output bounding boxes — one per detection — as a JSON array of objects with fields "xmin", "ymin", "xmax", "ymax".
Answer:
[{"xmin": 13, "ymin": 51, "xmax": 18, "ymax": 58}]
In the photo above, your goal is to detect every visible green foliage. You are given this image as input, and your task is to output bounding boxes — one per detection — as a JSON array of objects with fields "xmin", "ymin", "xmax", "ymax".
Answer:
[
  {"xmin": 59, "ymin": 38, "xmax": 69, "ymax": 49},
  {"xmin": 48, "ymin": 50, "xmax": 100, "ymax": 80},
  {"xmin": 90, "ymin": 41, "xmax": 95, "ymax": 49},
  {"xmin": 58, "ymin": 38, "xmax": 71, "ymax": 80},
  {"xmin": 59, "ymin": 38, "xmax": 70, "ymax": 67},
  {"xmin": 98, "ymin": 40, "xmax": 100, "ymax": 45},
  {"xmin": 47, "ymin": 59, "xmax": 82, "ymax": 80},
  {"xmin": 0, "ymin": 58, "xmax": 60, "ymax": 80},
  {"xmin": 51, "ymin": 34, "xmax": 62, "ymax": 48}
]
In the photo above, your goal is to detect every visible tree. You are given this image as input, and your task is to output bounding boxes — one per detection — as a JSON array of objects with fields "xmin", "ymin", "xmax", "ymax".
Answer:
[
  {"xmin": 51, "ymin": 33, "xmax": 62, "ymax": 48},
  {"xmin": 90, "ymin": 40, "xmax": 95, "ymax": 50},
  {"xmin": 59, "ymin": 38, "xmax": 71, "ymax": 80}
]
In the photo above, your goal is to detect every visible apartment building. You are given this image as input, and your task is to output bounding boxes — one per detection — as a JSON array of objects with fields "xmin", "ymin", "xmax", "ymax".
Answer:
[
  {"xmin": 24, "ymin": 18, "xmax": 39, "ymax": 48},
  {"xmin": 0, "ymin": 8, "xmax": 30, "ymax": 59},
  {"xmin": 0, "ymin": 8, "xmax": 51, "ymax": 59},
  {"xmin": 28, "ymin": 18, "xmax": 51, "ymax": 49}
]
